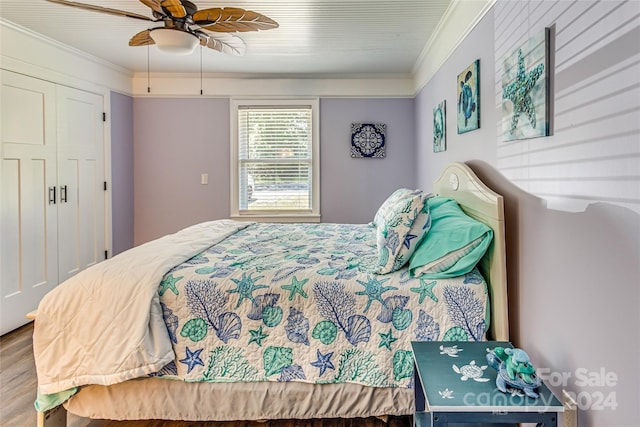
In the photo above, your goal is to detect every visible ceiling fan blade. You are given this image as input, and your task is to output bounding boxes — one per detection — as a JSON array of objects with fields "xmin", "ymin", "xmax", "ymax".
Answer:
[
  {"xmin": 45, "ymin": 0, "xmax": 154, "ymax": 22},
  {"xmin": 129, "ymin": 29, "xmax": 155, "ymax": 46},
  {"xmin": 197, "ymin": 31, "xmax": 246, "ymax": 56},
  {"xmin": 139, "ymin": 0, "xmax": 165, "ymax": 16},
  {"xmin": 160, "ymin": 0, "xmax": 187, "ymax": 18},
  {"xmin": 194, "ymin": 7, "xmax": 278, "ymax": 32}
]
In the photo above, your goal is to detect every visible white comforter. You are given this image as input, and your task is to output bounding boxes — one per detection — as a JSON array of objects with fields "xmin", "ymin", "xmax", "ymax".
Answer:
[{"xmin": 33, "ymin": 220, "xmax": 252, "ymax": 395}]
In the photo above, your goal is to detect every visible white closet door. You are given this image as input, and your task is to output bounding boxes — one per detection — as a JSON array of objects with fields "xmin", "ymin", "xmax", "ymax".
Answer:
[
  {"xmin": 56, "ymin": 85, "xmax": 106, "ymax": 283},
  {"xmin": 1, "ymin": 71, "xmax": 58, "ymax": 335}
]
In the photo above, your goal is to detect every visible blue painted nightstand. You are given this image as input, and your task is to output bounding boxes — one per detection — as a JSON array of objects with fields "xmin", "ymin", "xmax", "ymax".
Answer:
[{"xmin": 411, "ymin": 341, "xmax": 563, "ymax": 427}]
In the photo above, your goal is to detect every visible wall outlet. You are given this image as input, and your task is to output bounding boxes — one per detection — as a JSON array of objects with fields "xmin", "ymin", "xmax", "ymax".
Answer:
[
  {"xmin": 562, "ymin": 389, "xmax": 578, "ymax": 427},
  {"xmin": 201, "ymin": 173, "xmax": 208, "ymax": 185}
]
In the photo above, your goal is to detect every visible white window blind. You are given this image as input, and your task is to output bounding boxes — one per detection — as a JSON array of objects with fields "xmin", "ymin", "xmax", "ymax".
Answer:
[{"xmin": 236, "ymin": 104, "xmax": 315, "ymax": 214}]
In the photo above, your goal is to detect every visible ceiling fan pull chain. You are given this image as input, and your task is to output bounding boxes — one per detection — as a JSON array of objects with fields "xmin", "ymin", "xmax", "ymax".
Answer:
[
  {"xmin": 147, "ymin": 45, "xmax": 151, "ymax": 94},
  {"xmin": 200, "ymin": 45, "xmax": 203, "ymax": 96}
]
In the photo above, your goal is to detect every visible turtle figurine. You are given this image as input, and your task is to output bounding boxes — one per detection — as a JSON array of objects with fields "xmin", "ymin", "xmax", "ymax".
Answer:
[{"xmin": 486, "ymin": 347, "xmax": 542, "ymax": 398}]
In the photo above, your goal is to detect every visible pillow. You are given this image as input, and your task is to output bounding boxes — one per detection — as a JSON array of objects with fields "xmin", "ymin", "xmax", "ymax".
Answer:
[
  {"xmin": 372, "ymin": 188, "xmax": 416, "ymax": 226},
  {"xmin": 368, "ymin": 189, "xmax": 432, "ymax": 274},
  {"xmin": 408, "ymin": 196, "xmax": 493, "ymax": 279}
]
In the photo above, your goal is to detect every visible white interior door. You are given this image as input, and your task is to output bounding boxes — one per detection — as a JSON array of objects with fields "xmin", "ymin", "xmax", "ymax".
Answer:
[
  {"xmin": 1, "ymin": 71, "xmax": 59, "ymax": 335},
  {"xmin": 56, "ymin": 85, "xmax": 105, "ymax": 283}
]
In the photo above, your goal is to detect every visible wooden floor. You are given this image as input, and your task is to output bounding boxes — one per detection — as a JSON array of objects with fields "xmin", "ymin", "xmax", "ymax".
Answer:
[{"xmin": 0, "ymin": 323, "xmax": 412, "ymax": 427}]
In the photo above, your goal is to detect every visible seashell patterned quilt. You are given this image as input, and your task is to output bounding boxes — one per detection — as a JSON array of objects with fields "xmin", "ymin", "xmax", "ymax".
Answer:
[{"xmin": 154, "ymin": 221, "xmax": 489, "ymax": 388}]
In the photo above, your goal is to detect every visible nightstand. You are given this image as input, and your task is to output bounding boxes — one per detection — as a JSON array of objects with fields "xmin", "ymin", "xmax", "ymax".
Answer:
[{"xmin": 411, "ymin": 341, "xmax": 563, "ymax": 427}]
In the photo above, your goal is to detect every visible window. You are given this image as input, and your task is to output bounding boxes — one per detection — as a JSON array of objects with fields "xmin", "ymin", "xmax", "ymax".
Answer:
[{"xmin": 231, "ymin": 99, "xmax": 320, "ymax": 222}]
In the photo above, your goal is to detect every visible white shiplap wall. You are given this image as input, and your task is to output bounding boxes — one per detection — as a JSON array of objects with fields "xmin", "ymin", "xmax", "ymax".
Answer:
[{"xmin": 494, "ymin": 0, "xmax": 640, "ymax": 213}]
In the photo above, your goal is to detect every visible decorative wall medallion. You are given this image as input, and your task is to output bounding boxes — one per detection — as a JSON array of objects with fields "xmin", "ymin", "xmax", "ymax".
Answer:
[
  {"xmin": 457, "ymin": 59, "xmax": 480, "ymax": 134},
  {"xmin": 351, "ymin": 123, "xmax": 386, "ymax": 158},
  {"xmin": 501, "ymin": 27, "xmax": 552, "ymax": 141},
  {"xmin": 433, "ymin": 100, "xmax": 446, "ymax": 153}
]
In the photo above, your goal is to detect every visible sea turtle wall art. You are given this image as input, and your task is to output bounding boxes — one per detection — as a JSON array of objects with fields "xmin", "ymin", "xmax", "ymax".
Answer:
[{"xmin": 457, "ymin": 59, "xmax": 480, "ymax": 134}]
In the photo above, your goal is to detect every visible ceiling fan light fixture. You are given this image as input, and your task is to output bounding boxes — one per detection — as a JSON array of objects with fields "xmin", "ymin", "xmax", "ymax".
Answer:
[{"xmin": 150, "ymin": 28, "xmax": 199, "ymax": 55}]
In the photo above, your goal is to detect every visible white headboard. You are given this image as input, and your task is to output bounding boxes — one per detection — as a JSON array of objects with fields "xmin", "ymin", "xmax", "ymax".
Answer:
[{"xmin": 433, "ymin": 162, "xmax": 509, "ymax": 341}]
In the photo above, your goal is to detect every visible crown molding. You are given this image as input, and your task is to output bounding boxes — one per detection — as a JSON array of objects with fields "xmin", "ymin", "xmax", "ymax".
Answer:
[
  {"xmin": 0, "ymin": 18, "xmax": 132, "ymax": 95},
  {"xmin": 412, "ymin": 0, "xmax": 495, "ymax": 94},
  {"xmin": 131, "ymin": 72, "xmax": 415, "ymax": 98}
]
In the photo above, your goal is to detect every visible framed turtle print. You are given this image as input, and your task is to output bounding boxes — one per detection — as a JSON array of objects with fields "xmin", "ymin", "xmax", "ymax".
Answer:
[{"xmin": 457, "ymin": 59, "xmax": 480, "ymax": 134}]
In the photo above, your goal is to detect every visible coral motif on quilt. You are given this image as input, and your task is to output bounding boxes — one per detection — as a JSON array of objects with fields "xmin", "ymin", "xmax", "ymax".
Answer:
[{"xmin": 154, "ymin": 222, "xmax": 489, "ymax": 388}]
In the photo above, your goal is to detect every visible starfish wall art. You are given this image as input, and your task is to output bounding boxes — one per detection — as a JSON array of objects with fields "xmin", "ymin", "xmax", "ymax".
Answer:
[{"xmin": 501, "ymin": 28, "xmax": 551, "ymax": 141}]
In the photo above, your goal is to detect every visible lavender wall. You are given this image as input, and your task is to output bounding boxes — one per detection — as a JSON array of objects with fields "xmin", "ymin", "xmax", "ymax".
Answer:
[
  {"xmin": 132, "ymin": 97, "xmax": 416, "ymax": 243},
  {"xmin": 414, "ymin": 12, "xmax": 497, "ymax": 186},
  {"xmin": 415, "ymin": 5, "xmax": 639, "ymax": 426},
  {"xmin": 133, "ymin": 97, "xmax": 231, "ymax": 244},
  {"xmin": 494, "ymin": 1, "xmax": 640, "ymax": 214},
  {"xmin": 320, "ymin": 98, "xmax": 416, "ymax": 224},
  {"xmin": 110, "ymin": 91, "xmax": 134, "ymax": 255}
]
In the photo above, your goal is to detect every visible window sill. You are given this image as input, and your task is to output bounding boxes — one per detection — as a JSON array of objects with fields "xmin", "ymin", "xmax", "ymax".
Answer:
[{"xmin": 230, "ymin": 213, "xmax": 321, "ymax": 223}]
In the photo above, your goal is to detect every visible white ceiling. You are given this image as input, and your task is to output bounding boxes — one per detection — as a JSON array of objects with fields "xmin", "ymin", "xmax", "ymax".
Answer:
[{"xmin": 0, "ymin": 0, "xmax": 453, "ymax": 76}]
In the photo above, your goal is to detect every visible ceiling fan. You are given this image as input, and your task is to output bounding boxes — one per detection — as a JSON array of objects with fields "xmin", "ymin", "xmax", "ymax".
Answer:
[{"xmin": 45, "ymin": 0, "xmax": 279, "ymax": 56}]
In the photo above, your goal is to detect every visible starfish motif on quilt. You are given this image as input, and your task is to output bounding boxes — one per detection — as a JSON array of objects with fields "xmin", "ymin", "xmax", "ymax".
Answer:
[
  {"xmin": 378, "ymin": 328, "xmax": 398, "ymax": 351},
  {"xmin": 355, "ymin": 275, "xmax": 397, "ymax": 313},
  {"xmin": 158, "ymin": 273, "xmax": 183, "ymax": 296},
  {"xmin": 179, "ymin": 346, "xmax": 204, "ymax": 374},
  {"xmin": 310, "ymin": 349, "xmax": 335, "ymax": 376},
  {"xmin": 281, "ymin": 276, "xmax": 309, "ymax": 301},
  {"xmin": 410, "ymin": 278, "xmax": 438, "ymax": 304},
  {"xmin": 227, "ymin": 272, "xmax": 268, "ymax": 309},
  {"xmin": 502, "ymin": 48, "xmax": 545, "ymax": 135},
  {"xmin": 248, "ymin": 325, "xmax": 269, "ymax": 346},
  {"xmin": 403, "ymin": 233, "xmax": 418, "ymax": 249}
]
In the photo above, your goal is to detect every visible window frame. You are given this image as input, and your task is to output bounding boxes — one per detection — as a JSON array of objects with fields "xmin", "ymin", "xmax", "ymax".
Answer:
[{"xmin": 230, "ymin": 98, "xmax": 321, "ymax": 222}]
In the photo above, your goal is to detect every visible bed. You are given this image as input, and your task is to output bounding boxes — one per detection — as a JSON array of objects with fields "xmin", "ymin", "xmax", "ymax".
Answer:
[{"xmin": 32, "ymin": 162, "xmax": 508, "ymax": 426}]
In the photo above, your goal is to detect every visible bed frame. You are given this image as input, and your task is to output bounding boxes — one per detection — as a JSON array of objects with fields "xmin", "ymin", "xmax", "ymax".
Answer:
[
  {"xmin": 433, "ymin": 162, "xmax": 508, "ymax": 342},
  {"xmin": 37, "ymin": 161, "xmax": 508, "ymax": 426}
]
